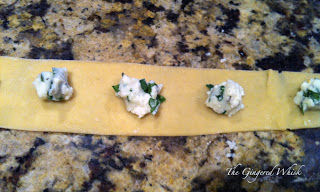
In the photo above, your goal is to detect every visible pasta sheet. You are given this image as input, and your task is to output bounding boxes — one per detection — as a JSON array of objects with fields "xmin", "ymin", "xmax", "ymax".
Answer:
[{"xmin": 0, "ymin": 57, "xmax": 319, "ymax": 136}]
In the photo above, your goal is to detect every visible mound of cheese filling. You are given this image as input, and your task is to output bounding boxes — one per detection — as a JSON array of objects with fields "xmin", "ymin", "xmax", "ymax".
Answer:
[
  {"xmin": 205, "ymin": 80, "xmax": 245, "ymax": 117},
  {"xmin": 294, "ymin": 78, "xmax": 320, "ymax": 113},
  {"xmin": 112, "ymin": 74, "xmax": 165, "ymax": 118},
  {"xmin": 33, "ymin": 67, "xmax": 73, "ymax": 101}
]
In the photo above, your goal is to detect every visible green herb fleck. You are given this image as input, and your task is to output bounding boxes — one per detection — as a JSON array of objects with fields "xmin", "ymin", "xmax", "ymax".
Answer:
[
  {"xmin": 303, "ymin": 90, "xmax": 320, "ymax": 101},
  {"xmin": 47, "ymin": 80, "xmax": 53, "ymax": 100},
  {"xmin": 216, "ymin": 86, "xmax": 225, "ymax": 101},
  {"xmin": 140, "ymin": 79, "xmax": 148, "ymax": 93},
  {"xmin": 221, "ymin": 111, "xmax": 227, "ymax": 115},
  {"xmin": 157, "ymin": 95, "xmax": 166, "ymax": 103},
  {"xmin": 149, "ymin": 98, "xmax": 159, "ymax": 114},
  {"xmin": 149, "ymin": 98, "xmax": 158, "ymax": 108},
  {"xmin": 52, "ymin": 68, "xmax": 56, "ymax": 76},
  {"xmin": 40, "ymin": 73, "xmax": 44, "ymax": 82},
  {"xmin": 148, "ymin": 83, "xmax": 157, "ymax": 94},
  {"xmin": 112, "ymin": 84, "xmax": 120, "ymax": 93},
  {"xmin": 122, "ymin": 72, "xmax": 124, "ymax": 76},
  {"xmin": 300, "ymin": 102, "xmax": 305, "ymax": 115},
  {"xmin": 206, "ymin": 84, "xmax": 214, "ymax": 89},
  {"xmin": 149, "ymin": 95, "xmax": 166, "ymax": 115},
  {"xmin": 127, "ymin": 96, "xmax": 130, "ymax": 102}
]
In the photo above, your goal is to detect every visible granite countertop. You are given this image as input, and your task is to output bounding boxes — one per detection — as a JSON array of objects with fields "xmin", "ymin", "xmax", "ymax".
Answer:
[{"xmin": 0, "ymin": 0, "xmax": 320, "ymax": 191}]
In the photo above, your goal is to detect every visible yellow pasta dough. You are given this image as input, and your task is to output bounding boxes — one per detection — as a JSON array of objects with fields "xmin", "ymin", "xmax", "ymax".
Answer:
[{"xmin": 0, "ymin": 56, "xmax": 319, "ymax": 136}]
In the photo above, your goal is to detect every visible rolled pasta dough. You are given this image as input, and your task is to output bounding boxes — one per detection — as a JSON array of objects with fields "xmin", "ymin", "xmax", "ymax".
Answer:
[{"xmin": 0, "ymin": 56, "xmax": 319, "ymax": 136}]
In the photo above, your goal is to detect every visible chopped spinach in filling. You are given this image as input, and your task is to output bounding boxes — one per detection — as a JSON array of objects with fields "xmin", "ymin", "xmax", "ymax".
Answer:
[
  {"xmin": 294, "ymin": 78, "xmax": 320, "ymax": 114},
  {"xmin": 112, "ymin": 74, "xmax": 165, "ymax": 118},
  {"xmin": 205, "ymin": 80, "xmax": 244, "ymax": 117},
  {"xmin": 33, "ymin": 68, "xmax": 73, "ymax": 101}
]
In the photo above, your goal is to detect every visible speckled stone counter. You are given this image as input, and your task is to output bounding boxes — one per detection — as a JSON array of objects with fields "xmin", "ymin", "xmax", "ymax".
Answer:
[{"xmin": 0, "ymin": 0, "xmax": 320, "ymax": 191}]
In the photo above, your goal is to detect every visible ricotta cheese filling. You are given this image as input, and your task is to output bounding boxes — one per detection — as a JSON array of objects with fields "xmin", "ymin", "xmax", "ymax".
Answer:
[
  {"xmin": 112, "ymin": 74, "xmax": 165, "ymax": 118},
  {"xmin": 205, "ymin": 80, "xmax": 245, "ymax": 117},
  {"xmin": 33, "ymin": 67, "xmax": 73, "ymax": 101},
  {"xmin": 294, "ymin": 78, "xmax": 320, "ymax": 113}
]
